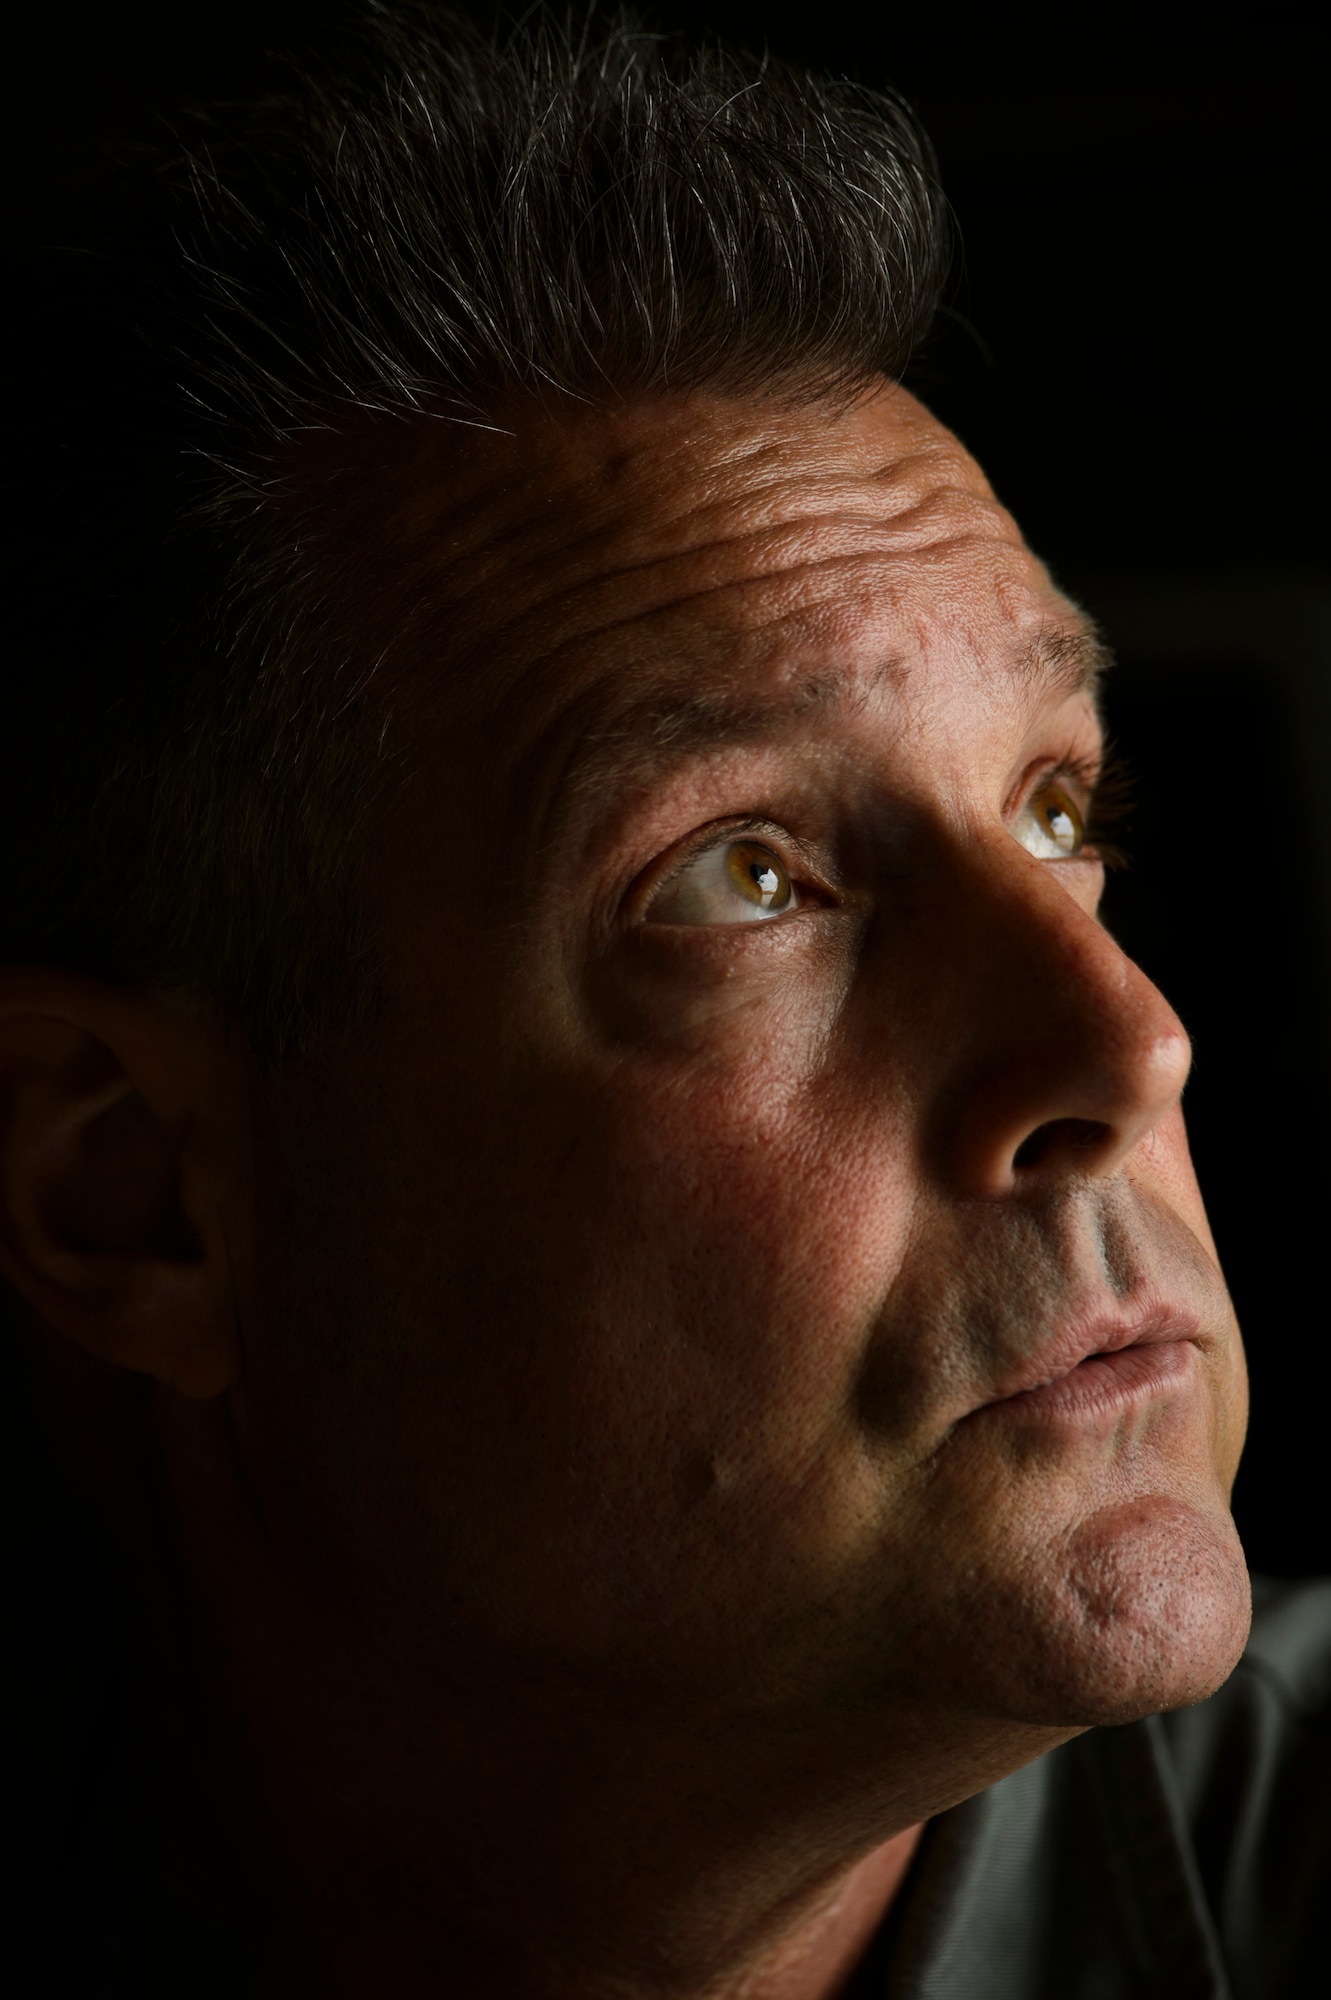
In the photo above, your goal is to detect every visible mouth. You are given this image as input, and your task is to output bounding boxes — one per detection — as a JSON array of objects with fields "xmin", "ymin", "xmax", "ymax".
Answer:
[{"xmin": 968, "ymin": 1309, "xmax": 1201, "ymax": 1425}]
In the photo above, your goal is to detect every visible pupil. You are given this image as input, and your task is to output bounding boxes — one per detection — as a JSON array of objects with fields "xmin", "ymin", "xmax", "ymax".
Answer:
[{"xmin": 751, "ymin": 863, "xmax": 779, "ymax": 895}]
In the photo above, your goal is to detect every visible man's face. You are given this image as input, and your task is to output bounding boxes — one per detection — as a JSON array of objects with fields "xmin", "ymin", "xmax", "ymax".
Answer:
[{"xmin": 246, "ymin": 383, "xmax": 1248, "ymax": 1745}]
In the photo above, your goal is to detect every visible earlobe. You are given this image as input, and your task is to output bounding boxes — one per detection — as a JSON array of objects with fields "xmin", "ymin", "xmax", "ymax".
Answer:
[{"xmin": 0, "ymin": 970, "xmax": 247, "ymax": 1399}]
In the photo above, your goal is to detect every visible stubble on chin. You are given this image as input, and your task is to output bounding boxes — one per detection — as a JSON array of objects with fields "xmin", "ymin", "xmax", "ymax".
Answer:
[{"xmin": 918, "ymin": 1491, "xmax": 1252, "ymax": 1731}]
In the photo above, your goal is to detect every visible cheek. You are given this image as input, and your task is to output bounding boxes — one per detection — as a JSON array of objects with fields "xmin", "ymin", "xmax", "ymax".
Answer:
[
  {"xmin": 523, "ymin": 1058, "xmax": 920, "ymax": 1487},
  {"xmin": 528, "ymin": 1080, "xmax": 925, "ymax": 1647},
  {"xmin": 305, "ymin": 1057, "xmax": 923, "ymax": 1670},
  {"xmin": 573, "ymin": 926, "xmax": 906, "ymax": 1395}
]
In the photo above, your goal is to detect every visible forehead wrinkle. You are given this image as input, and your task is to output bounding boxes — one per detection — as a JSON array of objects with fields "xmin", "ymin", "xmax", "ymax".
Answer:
[
  {"xmin": 447, "ymin": 504, "xmax": 1037, "ymax": 745},
  {"xmin": 484, "ymin": 539, "xmax": 932, "ymax": 794},
  {"xmin": 406, "ymin": 483, "xmax": 1005, "ymax": 683},
  {"xmin": 367, "ymin": 393, "xmax": 1005, "ymax": 659}
]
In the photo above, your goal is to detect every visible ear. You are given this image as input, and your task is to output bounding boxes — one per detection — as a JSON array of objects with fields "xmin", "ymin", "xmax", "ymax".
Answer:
[{"xmin": 0, "ymin": 968, "xmax": 251, "ymax": 1399}]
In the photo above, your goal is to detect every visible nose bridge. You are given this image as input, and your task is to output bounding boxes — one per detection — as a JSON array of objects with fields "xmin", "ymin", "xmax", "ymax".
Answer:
[{"xmin": 930, "ymin": 833, "xmax": 1192, "ymax": 1195}]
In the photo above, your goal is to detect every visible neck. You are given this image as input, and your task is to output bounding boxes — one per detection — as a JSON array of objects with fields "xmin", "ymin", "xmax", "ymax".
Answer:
[
  {"xmin": 112, "ymin": 1393, "xmax": 1061, "ymax": 1999},
  {"xmin": 131, "ymin": 1601, "xmax": 927, "ymax": 1999},
  {"xmin": 250, "ymin": 1826, "xmax": 925, "ymax": 2000}
]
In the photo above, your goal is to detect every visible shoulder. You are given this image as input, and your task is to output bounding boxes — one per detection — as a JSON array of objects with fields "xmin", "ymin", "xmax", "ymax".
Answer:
[
  {"xmin": 1157, "ymin": 1574, "xmax": 1331, "ymax": 1999},
  {"xmin": 1247, "ymin": 1573, "xmax": 1331, "ymax": 1699},
  {"xmin": 1239, "ymin": 1572, "xmax": 1331, "ymax": 1708},
  {"xmin": 1162, "ymin": 1573, "xmax": 1331, "ymax": 1779}
]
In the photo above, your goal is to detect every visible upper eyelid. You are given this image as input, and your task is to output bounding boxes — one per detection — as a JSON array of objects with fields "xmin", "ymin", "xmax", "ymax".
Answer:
[
  {"xmin": 645, "ymin": 814, "xmax": 812, "ymax": 885},
  {"xmin": 1045, "ymin": 753, "xmax": 1103, "ymax": 797},
  {"xmin": 1008, "ymin": 752, "xmax": 1103, "ymax": 818}
]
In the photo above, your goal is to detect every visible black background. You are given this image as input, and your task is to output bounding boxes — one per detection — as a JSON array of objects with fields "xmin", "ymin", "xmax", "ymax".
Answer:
[{"xmin": 10, "ymin": 3, "xmax": 1330, "ymax": 1575}]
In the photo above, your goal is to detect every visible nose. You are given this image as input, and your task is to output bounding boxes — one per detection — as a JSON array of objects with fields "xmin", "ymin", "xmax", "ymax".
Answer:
[{"xmin": 927, "ymin": 839, "xmax": 1192, "ymax": 1198}]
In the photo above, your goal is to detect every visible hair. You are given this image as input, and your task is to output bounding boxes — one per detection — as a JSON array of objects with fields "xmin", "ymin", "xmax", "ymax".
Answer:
[{"xmin": 4, "ymin": 2, "xmax": 949, "ymax": 1072}]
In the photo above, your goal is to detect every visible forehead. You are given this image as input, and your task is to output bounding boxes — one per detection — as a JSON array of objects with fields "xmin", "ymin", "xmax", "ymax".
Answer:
[{"xmin": 333, "ymin": 383, "xmax": 1099, "ymax": 773}]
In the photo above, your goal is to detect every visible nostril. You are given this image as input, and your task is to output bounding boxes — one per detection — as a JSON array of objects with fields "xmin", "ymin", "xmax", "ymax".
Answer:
[{"xmin": 1013, "ymin": 1118, "xmax": 1109, "ymax": 1171}]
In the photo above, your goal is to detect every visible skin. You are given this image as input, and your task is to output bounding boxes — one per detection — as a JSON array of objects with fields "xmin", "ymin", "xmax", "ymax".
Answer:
[{"xmin": 0, "ymin": 382, "xmax": 1249, "ymax": 1997}]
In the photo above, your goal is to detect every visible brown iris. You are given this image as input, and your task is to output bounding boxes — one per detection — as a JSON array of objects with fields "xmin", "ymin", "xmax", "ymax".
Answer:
[
  {"xmin": 1035, "ymin": 786, "xmax": 1084, "ymax": 856},
  {"xmin": 725, "ymin": 841, "xmax": 792, "ymax": 910},
  {"xmin": 1015, "ymin": 783, "xmax": 1086, "ymax": 859}
]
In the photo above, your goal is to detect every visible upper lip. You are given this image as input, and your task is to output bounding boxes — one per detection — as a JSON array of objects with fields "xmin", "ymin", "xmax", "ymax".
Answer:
[{"xmin": 976, "ymin": 1305, "xmax": 1201, "ymax": 1410}]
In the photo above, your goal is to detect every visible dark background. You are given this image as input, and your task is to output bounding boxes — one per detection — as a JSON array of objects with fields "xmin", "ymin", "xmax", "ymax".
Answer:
[{"xmin": 9, "ymin": 3, "xmax": 1329, "ymax": 1575}]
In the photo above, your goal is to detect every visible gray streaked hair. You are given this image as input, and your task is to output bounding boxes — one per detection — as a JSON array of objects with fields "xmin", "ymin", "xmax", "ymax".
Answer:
[{"xmin": 5, "ymin": 2, "xmax": 948, "ymax": 1070}]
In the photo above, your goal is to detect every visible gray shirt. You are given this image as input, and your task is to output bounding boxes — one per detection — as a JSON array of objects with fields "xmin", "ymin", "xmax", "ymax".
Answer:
[{"xmin": 863, "ymin": 1575, "xmax": 1330, "ymax": 1998}]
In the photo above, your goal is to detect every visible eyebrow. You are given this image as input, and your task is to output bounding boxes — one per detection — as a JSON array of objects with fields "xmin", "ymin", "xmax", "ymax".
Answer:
[
  {"xmin": 513, "ymin": 614, "xmax": 1114, "ymax": 866},
  {"xmin": 1018, "ymin": 624, "xmax": 1113, "ymax": 706},
  {"xmin": 589, "ymin": 618, "xmax": 1113, "ymax": 776}
]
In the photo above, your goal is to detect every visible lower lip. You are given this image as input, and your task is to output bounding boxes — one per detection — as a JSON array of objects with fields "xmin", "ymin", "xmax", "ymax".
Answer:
[{"xmin": 979, "ymin": 1340, "xmax": 1196, "ymax": 1422}]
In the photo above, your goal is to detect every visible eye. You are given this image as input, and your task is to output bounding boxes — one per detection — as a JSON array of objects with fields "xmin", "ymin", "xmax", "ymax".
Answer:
[
  {"xmin": 644, "ymin": 838, "xmax": 798, "ymax": 926},
  {"xmin": 1013, "ymin": 782, "xmax": 1086, "ymax": 860}
]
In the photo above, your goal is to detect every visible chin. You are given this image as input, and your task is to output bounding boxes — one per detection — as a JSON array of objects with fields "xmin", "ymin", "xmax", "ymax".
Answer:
[{"xmin": 966, "ymin": 1494, "xmax": 1253, "ymax": 1729}]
